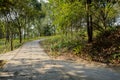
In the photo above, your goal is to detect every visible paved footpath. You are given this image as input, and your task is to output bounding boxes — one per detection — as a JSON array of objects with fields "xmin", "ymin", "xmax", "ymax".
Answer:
[{"xmin": 0, "ymin": 40, "xmax": 120, "ymax": 80}]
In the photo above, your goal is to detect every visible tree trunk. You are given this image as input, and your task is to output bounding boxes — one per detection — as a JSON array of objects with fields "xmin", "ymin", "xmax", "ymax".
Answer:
[
  {"xmin": 19, "ymin": 27, "xmax": 22, "ymax": 43},
  {"xmin": 6, "ymin": 29, "xmax": 10, "ymax": 43},
  {"xmin": 10, "ymin": 32, "xmax": 13, "ymax": 51},
  {"xmin": 16, "ymin": 16, "xmax": 22, "ymax": 44},
  {"xmin": 86, "ymin": 0, "xmax": 93, "ymax": 43},
  {"xmin": 5, "ymin": 16, "xmax": 10, "ymax": 44}
]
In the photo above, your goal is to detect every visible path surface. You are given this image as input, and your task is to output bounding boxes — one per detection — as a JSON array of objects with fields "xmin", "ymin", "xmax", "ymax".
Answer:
[{"xmin": 0, "ymin": 40, "xmax": 120, "ymax": 80}]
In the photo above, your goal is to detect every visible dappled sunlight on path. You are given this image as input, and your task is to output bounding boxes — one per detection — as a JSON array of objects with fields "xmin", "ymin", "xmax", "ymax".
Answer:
[{"xmin": 0, "ymin": 40, "xmax": 120, "ymax": 80}]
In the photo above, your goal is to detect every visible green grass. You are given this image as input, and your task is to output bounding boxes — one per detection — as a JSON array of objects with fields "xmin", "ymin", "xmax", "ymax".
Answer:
[
  {"xmin": 41, "ymin": 33, "xmax": 86, "ymax": 57},
  {"xmin": 0, "ymin": 39, "xmax": 7, "ymax": 54},
  {"xmin": 0, "ymin": 36, "xmax": 48, "ymax": 54},
  {"xmin": 0, "ymin": 37, "xmax": 39, "ymax": 54},
  {"xmin": 0, "ymin": 39, "xmax": 21, "ymax": 54}
]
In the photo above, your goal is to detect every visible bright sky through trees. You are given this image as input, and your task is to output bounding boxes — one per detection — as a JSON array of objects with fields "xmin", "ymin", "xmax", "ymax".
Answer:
[{"xmin": 38, "ymin": 0, "xmax": 48, "ymax": 3}]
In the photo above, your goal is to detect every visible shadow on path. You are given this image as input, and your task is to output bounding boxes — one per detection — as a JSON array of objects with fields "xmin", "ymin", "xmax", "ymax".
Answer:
[{"xmin": 0, "ymin": 40, "xmax": 120, "ymax": 80}]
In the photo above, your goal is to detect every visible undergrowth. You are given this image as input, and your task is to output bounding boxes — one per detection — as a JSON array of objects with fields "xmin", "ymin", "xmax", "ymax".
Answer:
[
  {"xmin": 41, "ymin": 32, "xmax": 86, "ymax": 57},
  {"xmin": 88, "ymin": 28, "xmax": 120, "ymax": 64},
  {"xmin": 42, "ymin": 28, "xmax": 120, "ymax": 64},
  {"xmin": 0, "ymin": 39, "xmax": 23, "ymax": 54}
]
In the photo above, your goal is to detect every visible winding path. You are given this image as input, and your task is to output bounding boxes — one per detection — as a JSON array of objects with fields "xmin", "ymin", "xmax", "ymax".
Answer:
[{"xmin": 0, "ymin": 40, "xmax": 120, "ymax": 80}]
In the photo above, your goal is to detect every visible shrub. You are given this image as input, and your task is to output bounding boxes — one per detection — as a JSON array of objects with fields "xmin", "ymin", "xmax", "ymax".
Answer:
[{"xmin": 88, "ymin": 28, "xmax": 120, "ymax": 63}]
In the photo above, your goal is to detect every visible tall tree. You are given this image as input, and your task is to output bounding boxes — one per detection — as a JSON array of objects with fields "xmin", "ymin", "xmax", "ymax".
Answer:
[{"xmin": 86, "ymin": 0, "xmax": 93, "ymax": 43}]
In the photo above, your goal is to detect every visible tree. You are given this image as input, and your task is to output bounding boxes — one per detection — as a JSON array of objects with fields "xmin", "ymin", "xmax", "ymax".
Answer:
[
  {"xmin": 0, "ymin": 0, "xmax": 46, "ymax": 50},
  {"xmin": 48, "ymin": 0, "xmax": 85, "ymax": 39},
  {"xmin": 86, "ymin": 0, "xmax": 93, "ymax": 43}
]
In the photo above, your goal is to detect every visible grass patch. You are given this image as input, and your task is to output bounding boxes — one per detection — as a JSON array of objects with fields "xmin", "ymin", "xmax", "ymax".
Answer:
[
  {"xmin": 0, "ymin": 36, "xmax": 47, "ymax": 54},
  {"xmin": 41, "ymin": 33, "xmax": 86, "ymax": 58},
  {"xmin": 0, "ymin": 37, "xmax": 42, "ymax": 54},
  {"xmin": 0, "ymin": 39, "xmax": 23, "ymax": 54}
]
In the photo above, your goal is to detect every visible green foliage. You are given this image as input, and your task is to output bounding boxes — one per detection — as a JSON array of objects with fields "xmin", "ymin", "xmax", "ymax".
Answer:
[
  {"xmin": 0, "ymin": 0, "xmax": 120, "ymax": 65},
  {"xmin": 43, "ymin": 25, "xmax": 53, "ymax": 36},
  {"xmin": 0, "ymin": 38, "xmax": 36, "ymax": 54},
  {"xmin": 42, "ymin": 30, "xmax": 86, "ymax": 56},
  {"xmin": 0, "ymin": 39, "xmax": 20, "ymax": 54},
  {"xmin": 113, "ymin": 53, "xmax": 120, "ymax": 60},
  {"xmin": 92, "ymin": 1, "xmax": 118, "ymax": 30},
  {"xmin": 42, "ymin": 27, "xmax": 120, "ymax": 64},
  {"xmin": 73, "ymin": 45, "xmax": 83, "ymax": 55},
  {"xmin": 48, "ymin": 0, "xmax": 85, "ymax": 33},
  {"xmin": 0, "ymin": 0, "xmax": 47, "ymax": 50},
  {"xmin": 43, "ymin": 0, "xmax": 120, "ymax": 64}
]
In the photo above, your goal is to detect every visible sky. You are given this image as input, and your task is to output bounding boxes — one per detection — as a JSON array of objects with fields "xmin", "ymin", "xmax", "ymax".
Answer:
[{"xmin": 38, "ymin": 0, "xmax": 48, "ymax": 3}]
